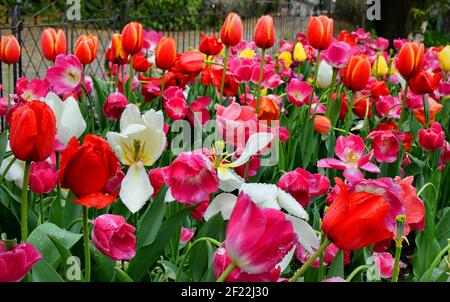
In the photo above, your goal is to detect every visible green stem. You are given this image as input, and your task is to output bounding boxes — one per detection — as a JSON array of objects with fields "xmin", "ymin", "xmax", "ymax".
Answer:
[
  {"xmin": 38, "ymin": 195, "xmax": 44, "ymax": 225},
  {"xmin": 289, "ymin": 237, "xmax": 330, "ymax": 282},
  {"xmin": 82, "ymin": 206, "xmax": 91, "ymax": 282},
  {"xmin": 424, "ymin": 242, "xmax": 450, "ymax": 282},
  {"xmin": 21, "ymin": 161, "xmax": 31, "ymax": 242},
  {"xmin": 344, "ymin": 91, "xmax": 354, "ymax": 134},
  {"xmin": 399, "ymin": 82, "xmax": 409, "ymax": 130},
  {"xmin": 219, "ymin": 46, "xmax": 230, "ymax": 103},
  {"xmin": 0, "ymin": 156, "xmax": 16, "ymax": 183},
  {"xmin": 7, "ymin": 64, "xmax": 12, "ymax": 109},
  {"xmin": 324, "ymin": 68, "xmax": 338, "ymax": 118},
  {"xmin": 56, "ymin": 151, "xmax": 62, "ymax": 206},
  {"xmin": 391, "ymin": 219, "xmax": 405, "ymax": 282},
  {"xmin": 160, "ymin": 69, "xmax": 166, "ymax": 108},
  {"xmin": 80, "ymin": 65, "xmax": 87, "ymax": 117},
  {"xmin": 217, "ymin": 262, "xmax": 236, "ymax": 282},
  {"xmin": 255, "ymin": 48, "xmax": 266, "ymax": 115},
  {"xmin": 346, "ymin": 265, "xmax": 369, "ymax": 282},
  {"xmin": 175, "ymin": 237, "xmax": 221, "ymax": 282},
  {"xmin": 422, "ymin": 94, "xmax": 430, "ymax": 128}
]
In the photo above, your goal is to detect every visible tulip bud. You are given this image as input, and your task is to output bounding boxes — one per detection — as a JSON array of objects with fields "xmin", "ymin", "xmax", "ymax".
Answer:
[
  {"xmin": 372, "ymin": 55, "xmax": 389, "ymax": 78},
  {"xmin": 121, "ymin": 22, "xmax": 143, "ymax": 54},
  {"xmin": 253, "ymin": 15, "xmax": 275, "ymax": 49},
  {"xmin": 155, "ymin": 37, "xmax": 176, "ymax": 70},
  {"xmin": 29, "ymin": 161, "xmax": 58, "ymax": 194},
  {"xmin": 306, "ymin": 15, "xmax": 334, "ymax": 50},
  {"xmin": 293, "ymin": 42, "xmax": 307, "ymax": 63},
  {"xmin": 0, "ymin": 35, "xmax": 20, "ymax": 64},
  {"xmin": 199, "ymin": 34, "xmax": 223, "ymax": 56},
  {"xmin": 396, "ymin": 42, "xmax": 424, "ymax": 79},
  {"xmin": 106, "ymin": 33, "xmax": 128, "ymax": 65},
  {"xmin": 220, "ymin": 13, "xmax": 243, "ymax": 47},
  {"xmin": 438, "ymin": 45, "xmax": 450, "ymax": 72},
  {"xmin": 418, "ymin": 122, "xmax": 445, "ymax": 151},
  {"xmin": 278, "ymin": 51, "xmax": 292, "ymax": 68},
  {"xmin": 341, "ymin": 55, "xmax": 371, "ymax": 91},
  {"xmin": 314, "ymin": 115, "xmax": 331, "ymax": 134},
  {"xmin": 41, "ymin": 28, "xmax": 67, "ymax": 62},
  {"xmin": 103, "ymin": 92, "xmax": 128, "ymax": 120},
  {"xmin": 317, "ymin": 61, "xmax": 333, "ymax": 88},
  {"xmin": 74, "ymin": 34, "xmax": 98, "ymax": 65}
]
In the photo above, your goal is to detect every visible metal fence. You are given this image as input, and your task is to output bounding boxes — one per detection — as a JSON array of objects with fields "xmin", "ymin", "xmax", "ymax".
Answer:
[{"xmin": 0, "ymin": 0, "xmax": 326, "ymax": 91}]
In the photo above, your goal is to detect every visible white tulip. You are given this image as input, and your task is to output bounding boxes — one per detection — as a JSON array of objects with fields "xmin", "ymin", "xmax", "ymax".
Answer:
[{"xmin": 316, "ymin": 61, "xmax": 333, "ymax": 88}]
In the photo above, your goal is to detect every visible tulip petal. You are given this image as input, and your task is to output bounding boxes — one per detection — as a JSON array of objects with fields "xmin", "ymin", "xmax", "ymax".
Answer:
[
  {"xmin": 164, "ymin": 188, "xmax": 175, "ymax": 203},
  {"xmin": 120, "ymin": 104, "xmax": 142, "ymax": 132},
  {"xmin": 277, "ymin": 246, "xmax": 296, "ymax": 272},
  {"xmin": 217, "ymin": 166, "xmax": 245, "ymax": 192},
  {"xmin": 204, "ymin": 192, "xmax": 238, "ymax": 221},
  {"xmin": 120, "ymin": 163, "xmax": 153, "ymax": 213},
  {"xmin": 277, "ymin": 189, "xmax": 309, "ymax": 220},
  {"xmin": 228, "ymin": 132, "xmax": 274, "ymax": 168},
  {"xmin": 239, "ymin": 183, "xmax": 280, "ymax": 210},
  {"xmin": 286, "ymin": 215, "xmax": 319, "ymax": 253}
]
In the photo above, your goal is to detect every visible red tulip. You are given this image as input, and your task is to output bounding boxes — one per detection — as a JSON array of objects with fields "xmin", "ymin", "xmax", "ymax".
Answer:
[
  {"xmin": 220, "ymin": 13, "xmax": 243, "ymax": 47},
  {"xmin": 408, "ymin": 70, "xmax": 441, "ymax": 95},
  {"xmin": 106, "ymin": 33, "xmax": 128, "ymax": 65},
  {"xmin": 253, "ymin": 15, "xmax": 275, "ymax": 49},
  {"xmin": 418, "ymin": 122, "xmax": 445, "ymax": 151},
  {"xmin": 199, "ymin": 34, "xmax": 223, "ymax": 56},
  {"xmin": 171, "ymin": 51, "xmax": 204, "ymax": 74},
  {"xmin": 155, "ymin": 37, "xmax": 176, "ymax": 70},
  {"xmin": 371, "ymin": 80, "xmax": 390, "ymax": 98},
  {"xmin": 306, "ymin": 16, "xmax": 334, "ymax": 50},
  {"xmin": 337, "ymin": 30, "xmax": 356, "ymax": 47},
  {"xmin": 322, "ymin": 178, "xmax": 393, "ymax": 251},
  {"xmin": 74, "ymin": 34, "xmax": 98, "ymax": 65},
  {"xmin": 10, "ymin": 101, "xmax": 56, "ymax": 162},
  {"xmin": 121, "ymin": 22, "xmax": 143, "ymax": 54},
  {"xmin": 341, "ymin": 55, "xmax": 371, "ymax": 91},
  {"xmin": 41, "ymin": 28, "xmax": 67, "ymax": 62},
  {"xmin": 59, "ymin": 135, "xmax": 118, "ymax": 209},
  {"xmin": 396, "ymin": 42, "xmax": 424, "ymax": 79},
  {"xmin": 0, "ymin": 35, "xmax": 20, "ymax": 64},
  {"xmin": 132, "ymin": 53, "xmax": 151, "ymax": 72}
]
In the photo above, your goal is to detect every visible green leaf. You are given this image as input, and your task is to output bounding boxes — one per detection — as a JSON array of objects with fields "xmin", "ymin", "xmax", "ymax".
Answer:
[
  {"xmin": 127, "ymin": 206, "xmax": 193, "ymax": 281},
  {"xmin": 31, "ymin": 260, "xmax": 64, "ymax": 282},
  {"xmin": 63, "ymin": 195, "xmax": 83, "ymax": 232},
  {"xmin": 91, "ymin": 77, "xmax": 108, "ymax": 128},
  {"xmin": 136, "ymin": 186, "xmax": 167, "ymax": 248},
  {"xmin": 436, "ymin": 208, "xmax": 450, "ymax": 247},
  {"xmin": 0, "ymin": 131, "xmax": 8, "ymax": 167},
  {"xmin": 28, "ymin": 223, "xmax": 82, "ymax": 267},
  {"xmin": 91, "ymin": 247, "xmax": 116, "ymax": 282},
  {"xmin": 114, "ymin": 267, "xmax": 134, "ymax": 282},
  {"xmin": 327, "ymin": 250, "xmax": 344, "ymax": 278}
]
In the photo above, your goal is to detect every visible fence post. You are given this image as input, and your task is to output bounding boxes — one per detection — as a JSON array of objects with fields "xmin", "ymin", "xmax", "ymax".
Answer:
[
  {"xmin": 11, "ymin": 0, "xmax": 22, "ymax": 84},
  {"xmin": 119, "ymin": 0, "xmax": 127, "ymax": 29}
]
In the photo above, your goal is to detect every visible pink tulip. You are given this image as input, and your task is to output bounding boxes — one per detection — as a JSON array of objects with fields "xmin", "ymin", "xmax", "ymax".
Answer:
[
  {"xmin": 373, "ymin": 252, "xmax": 396, "ymax": 278},
  {"xmin": 186, "ymin": 96, "xmax": 211, "ymax": 126},
  {"xmin": 369, "ymin": 37, "xmax": 389, "ymax": 51},
  {"xmin": 440, "ymin": 141, "xmax": 450, "ymax": 170},
  {"xmin": 393, "ymin": 38, "xmax": 407, "ymax": 51},
  {"xmin": 286, "ymin": 78, "xmax": 312, "ymax": 107},
  {"xmin": 376, "ymin": 95, "xmax": 401, "ymax": 119},
  {"xmin": 0, "ymin": 97, "xmax": 8, "ymax": 116},
  {"xmin": 165, "ymin": 150, "xmax": 219, "ymax": 206},
  {"xmin": 277, "ymin": 168, "xmax": 330, "ymax": 207},
  {"xmin": 213, "ymin": 245, "xmax": 282, "ymax": 282},
  {"xmin": 367, "ymin": 130, "xmax": 404, "ymax": 163},
  {"xmin": 223, "ymin": 192, "xmax": 296, "ymax": 274},
  {"xmin": 105, "ymin": 164, "xmax": 125, "ymax": 196},
  {"xmin": 394, "ymin": 176, "xmax": 425, "ymax": 234},
  {"xmin": 162, "ymin": 86, "xmax": 184, "ymax": 101},
  {"xmin": 295, "ymin": 240, "xmax": 350, "ymax": 268},
  {"xmin": 322, "ymin": 40, "xmax": 352, "ymax": 69},
  {"xmin": 234, "ymin": 155, "xmax": 260, "ymax": 179},
  {"xmin": 179, "ymin": 227, "xmax": 195, "ymax": 245},
  {"xmin": 15, "ymin": 77, "xmax": 49, "ymax": 102},
  {"xmin": 317, "ymin": 134, "xmax": 380, "ymax": 183},
  {"xmin": 148, "ymin": 167, "xmax": 166, "ymax": 198},
  {"xmin": 29, "ymin": 161, "xmax": 58, "ymax": 194},
  {"xmin": 164, "ymin": 96, "xmax": 187, "ymax": 121},
  {"xmin": 103, "ymin": 92, "xmax": 128, "ymax": 120},
  {"xmin": 141, "ymin": 30, "xmax": 163, "ymax": 53},
  {"xmin": 45, "ymin": 54, "xmax": 83, "ymax": 95},
  {"xmin": 91, "ymin": 214, "xmax": 136, "ymax": 261},
  {"xmin": 228, "ymin": 57, "xmax": 254, "ymax": 83},
  {"xmin": 250, "ymin": 62, "xmax": 283, "ymax": 89},
  {"xmin": 0, "ymin": 241, "xmax": 43, "ymax": 282},
  {"xmin": 418, "ymin": 122, "xmax": 445, "ymax": 151}
]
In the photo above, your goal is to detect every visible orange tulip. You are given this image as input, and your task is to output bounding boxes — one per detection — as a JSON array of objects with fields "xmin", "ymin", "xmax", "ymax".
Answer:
[
  {"xmin": 341, "ymin": 55, "xmax": 371, "ymax": 91},
  {"xmin": 220, "ymin": 13, "xmax": 243, "ymax": 47},
  {"xmin": 74, "ymin": 34, "xmax": 98, "ymax": 65},
  {"xmin": 155, "ymin": 37, "xmax": 176, "ymax": 70},
  {"xmin": 172, "ymin": 51, "xmax": 204, "ymax": 74},
  {"xmin": 413, "ymin": 97, "xmax": 443, "ymax": 127},
  {"xmin": 396, "ymin": 42, "xmax": 424, "ymax": 79},
  {"xmin": 121, "ymin": 22, "xmax": 143, "ymax": 54},
  {"xmin": 41, "ymin": 28, "xmax": 67, "ymax": 62},
  {"xmin": 106, "ymin": 33, "xmax": 128, "ymax": 65},
  {"xmin": 306, "ymin": 16, "xmax": 334, "ymax": 50},
  {"xmin": 314, "ymin": 115, "xmax": 331, "ymax": 134},
  {"xmin": 0, "ymin": 35, "xmax": 20, "ymax": 64},
  {"xmin": 253, "ymin": 15, "xmax": 275, "ymax": 50},
  {"xmin": 251, "ymin": 96, "xmax": 280, "ymax": 123}
]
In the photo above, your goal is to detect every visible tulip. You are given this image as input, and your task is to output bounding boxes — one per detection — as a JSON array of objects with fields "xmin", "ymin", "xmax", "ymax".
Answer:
[
  {"xmin": 293, "ymin": 42, "xmax": 307, "ymax": 63},
  {"xmin": 341, "ymin": 55, "xmax": 371, "ymax": 91},
  {"xmin": 45, "ymin": 54, "xmax": 83, "ymax": 95},
  {"xmin": 155, "ymin": 37, "xmax": 176, "ymax": 70},
  {"xmin": 376, "ymin": 95, "xmax": 401, "ymax": 119},
  {"xmin": 251, "ymin": 95, "xmax": 280, "ymax": 123},
  {"xmin": 121, "ymin": 22, "xmax": 143, "ymax": 54},
  {"xmin": 148, "ymin": 167, "xmax": 166, "ymax": 198},
  {"xmin": 316, "ymin": 60, "xmax": 333, "ymax": 88},
  {"xmin": 286, "ymin": 78, "xmax": 312, "ymax": 107},
  {"xmin": 59, "ymin": 134, "xmax": 118, "ymax": 208},
  {"xmin": 16, "ymin": 77, "xmax": 49, "ymax": 102},
  {"xmin": 41, "ymin": 28, "xmax": 67, "ymax": 62},
  {"xmin": 199, "ymin": 34, "xmax": 223, "ymax": 56},
  {"xmin": 0, "ymin": 35, "xmax": 20, "ymax": 64},
  {"xmin": 0, "ymin": 241, "xmax": 42, "ymax": 282},
  {"xmin": 413, "ymin": 96, "xmax": 442, "ymax": 127},
  {"xmin": 92, "ymin": 214, "xmax": 136, "ymax": 261},
  {"xmin": 253, "ymin": 15, "xmax": 275, "ymax": 49},
  {"xmin": 374, "ymin": 252, "xmax": 398, "ymax": 279},
  {"xmin": 337, "ymin": 30, "xmax": 356, "ymax": 47},
  {"xmin": 396, "ymin": 42, "xmax": 424, "ymax": 79},
  {"xmin": 314, "ymin": 115, "xmax": 331, "ymax": 134},
  {"xmin": 322, "ymin": 40, "xmax": 351, "ymax": 69},
  {"xmin": 10, "ymin": 101, "xmax": 56, "ymax": 162},
  {"xmin": 172, "ymin": 51, "xmax": 204, "ymax": 74},
  {"xmin": 180, "ymin": 227, "xmax": 195, "ymax": 245},
  {"xmin": 418, "ymin": 122, "xmax": 445, "ymax": 151},
  {"xmin": 29, "ymin": 161, "xmax": 58, "ymax": 194},
  {"xmin": 74, "ymin": 34, "xmax": 98, "ymax": 65},
  {"xmin": 438, "ymin": 45, "xmax": 450, "ymax": 72},
  {"xmin": 367, "ymin": 130, "xmax": 403, "ymax": 163},
  {"xmin": 220, "ymin": 13, "xmax": 243, "ymax": 47},
  {"xmin": 322, "ymin": 178, "xmax": 394, "ymax": 251},
  {"xmin": 306, "ymin": 16, "xmax": 334, "ymax": 50},
  {"xmin": 371, "ymin": 80, "xmax": 390, "ymax": 98},
  {"xmin": 132, "ymin": 53, "xmax": 151, "ymax": 72},
  {"xmin": 164, "ymin": 96, "xmax": 188, "ymax": 121},
  {"xmin": 103, "ymin": 92, "xmax": 128, "ymax": 120},
  {"xmin": 106, "ymin": 33, "xmax": 128, "ymax": 65},
  {"xmin": 372, "ymin": 55, "xmax": 389, "ymax": 78},
  {"xmin": 408, "ymin": 70, "xmax": 441, "ymax": 95},
  {"xmin": 278, "ymin": 51, "xmax": 292, "ymax": 68}
]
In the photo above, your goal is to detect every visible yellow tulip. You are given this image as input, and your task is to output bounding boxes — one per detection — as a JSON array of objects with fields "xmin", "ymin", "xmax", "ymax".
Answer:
[
  {"xmin": 438, "ymin": 45, "xmax": 450, "ymax": 72},
  {"xmin": 372, "ymin": 55, "xmax": 389, "ymax": 77},
  {"xmin": 293, "ymin": 42, "xmax": 307, "ymax": 63},
  {"xmin": 278, "ymin": 51, "xmax": 293, "ymax": 68},
  {"xmin": 239, "ymin": 48, "xmax": 255, "ymax": 59}
]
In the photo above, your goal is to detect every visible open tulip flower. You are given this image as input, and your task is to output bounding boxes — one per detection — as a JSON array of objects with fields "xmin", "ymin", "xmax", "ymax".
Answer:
[{"xmin": 0, "ymin": 11, "xmax": 449, "ymax": 285}]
